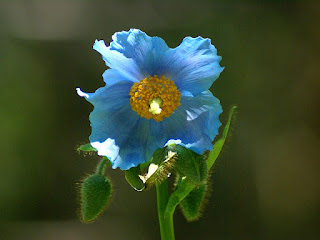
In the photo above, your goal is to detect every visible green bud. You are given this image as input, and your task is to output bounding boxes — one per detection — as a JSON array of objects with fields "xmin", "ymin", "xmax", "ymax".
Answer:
[
  {"xmin": 80, "ymin": 174, "xmax": 112, "ymax": 223},
  {"xmin": 173, "ymin": 145, "xmax": 207, "ymax": 184},
  {"xmin": 180, "ymin": 181, "xmax": 207, "ymax": 222},
  {"xmin": 125, "ymin": 166, "xmax": 145, "ymax": 191}
]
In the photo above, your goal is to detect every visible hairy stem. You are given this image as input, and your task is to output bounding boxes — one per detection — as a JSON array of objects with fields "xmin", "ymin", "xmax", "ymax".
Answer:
[{"xmin": 96, "ymin": 157, "xmax": 109, "ymax": 175}]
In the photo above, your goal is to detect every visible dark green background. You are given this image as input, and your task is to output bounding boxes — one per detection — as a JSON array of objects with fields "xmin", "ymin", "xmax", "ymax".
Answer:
[{"xmin": 1, "ymin": 1, "xmax": 319, "ymax": 239}]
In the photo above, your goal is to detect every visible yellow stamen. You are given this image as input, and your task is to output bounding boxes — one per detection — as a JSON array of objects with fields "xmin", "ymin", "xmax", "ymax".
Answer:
[{"xmin": 129, "ymin": 75, "xmax": 181, "ymax": 122}]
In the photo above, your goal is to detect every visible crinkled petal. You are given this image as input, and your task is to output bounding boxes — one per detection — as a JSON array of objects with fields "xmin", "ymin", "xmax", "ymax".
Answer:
[
  {"xmin": 93, "ymin": 39, "xmax": 143, "ymax": 82},
  {"xmin": 77, "ymin": 81, "xmax": 132, "ymax": 110},
  {"xmin": 163, "ymin": 37, "xmax": 224, "ymax": 95},
  {"xmin": 111, "ymin": 118, "xmax": 159, "ymax": 170},
  {"xmin": 77, "ymin": 83, "xmax": 159, "ymax": 170},
  {"xmin": 91, "ymin": 116, "xmax": 158, "ymax": 170},
  {"xmin": 150, "ymin": 90, "xmax": 222, "ymax": 154},
  {"xmin": 95, "ymin": 30, "xmax": 223, "ymax": 96},
  {"xmin": 109, "ymin": 29, "xmax": 171, "ymax": 76},
  {"xmin": 102, "ymin": 68, "xmax": 136, "ymax": 87}
]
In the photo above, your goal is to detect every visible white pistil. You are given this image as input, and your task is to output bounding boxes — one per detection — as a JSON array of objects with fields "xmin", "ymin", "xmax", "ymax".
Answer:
[{"xmin": 149, "ymin": 97, "xmax": 163, "ymax": 115}]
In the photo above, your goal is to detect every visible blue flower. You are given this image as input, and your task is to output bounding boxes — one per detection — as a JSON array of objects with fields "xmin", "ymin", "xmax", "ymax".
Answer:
[{"xmin": 77, "ymin": 29, "xmax": 224, "ymax": 170}]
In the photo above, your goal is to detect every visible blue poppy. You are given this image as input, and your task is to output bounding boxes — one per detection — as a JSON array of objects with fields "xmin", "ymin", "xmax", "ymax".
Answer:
[{"xmin": 77, "ymin": 29, "xmax": 224, "ymax": 170}]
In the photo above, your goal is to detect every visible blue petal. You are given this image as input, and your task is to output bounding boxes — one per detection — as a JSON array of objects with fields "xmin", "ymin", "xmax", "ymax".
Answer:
[
  {"xmin": 77, "ymin": 81, "xmax": 132, "ymax": 110},
  {"xmin": 94, "ymin": 29, "xmax": 171, "ymax": 81},
  {"xmin": 91, "ymin": 115, "xmax": 158, "ymax": 170},
  {"xmin": 77, "ymin": 82, "xmax": 159, "ymax": 170},
  {"xmin": 163, "ymin": 37, "xmax": 224, "ymax": 95},
  {"xmin": 102, "ymin": 68, "xmax": 136, "ymax": 87},
  {"xmin": 95, "ymin": 30, "xmax": 223, "ymax": 95},
  {"xmin": 111, "ymin": 118, "xmax": 159, "ymax": 170},
  {"xmin": 109, "ymin": 29, "xmax": 171, "ymax": 76},
  {"xmin": 150, "ymin": 90, "xmax": 222, "ymax": 154},
  {"xmin": 93, "ymin": 39, "xmax": 143, "ymax": 82}
]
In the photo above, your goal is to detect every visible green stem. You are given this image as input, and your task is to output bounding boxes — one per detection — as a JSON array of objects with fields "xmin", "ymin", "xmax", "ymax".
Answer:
[
  {"xmin": 96, "ymin": 157, "xmax": 109, "ymax": 175},
  {"xmin": 156, "ymin": 179, "xmax": 175, "ymax": 240}
]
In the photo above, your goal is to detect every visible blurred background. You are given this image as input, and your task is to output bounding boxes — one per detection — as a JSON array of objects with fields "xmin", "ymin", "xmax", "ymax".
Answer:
[{"xmin": 0, "ymin": 1, "xmax": 319, "ymax": 239}]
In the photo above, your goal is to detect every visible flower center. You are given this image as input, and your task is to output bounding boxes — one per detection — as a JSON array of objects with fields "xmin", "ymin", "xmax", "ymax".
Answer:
[{"xmin": 129, "ymin": 75, "xmax": 181, "ymax": 122}]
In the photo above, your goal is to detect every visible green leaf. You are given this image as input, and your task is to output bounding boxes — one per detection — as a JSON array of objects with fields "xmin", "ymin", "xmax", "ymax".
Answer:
[
  {"xmin": 80, "ymin": 174, "xmax": 112, "ymax": 223},
  {"xmin": 207, "ymin": 105, "xmax": 237, "ymax": 170},
  {"xmin": 78, "ymin": 143, "xmax": 97, "ymax": 152},
  {"xmin": 173, "ymin": 145, "xmax": 207, "ymax": 184},
  {"xmin": 164, "ymin": 177, "xmax": 195, "ymax": 219},
  {"xmin": 180, "ymin": 181, "xmax": 207, "ymax": 222},
  {"xmin": 125, "ymin": 166, "xmax": 145, "ymax": 191},
  {"xmin": 152, "ymin": 148, "xmax": 167, "ymax": 165},
  {"xmin": 139, "ymin": 148, "xmax": 166, "ymax": 171},
  {"xmin": 140, "ymin": 158, "xmax": 153, "ymax": 170}
]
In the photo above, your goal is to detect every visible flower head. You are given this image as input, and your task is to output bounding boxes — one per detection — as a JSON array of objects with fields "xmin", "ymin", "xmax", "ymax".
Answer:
[{"xmin": 77, "ymin": 29, "xmax": 224, "ymax": 170}]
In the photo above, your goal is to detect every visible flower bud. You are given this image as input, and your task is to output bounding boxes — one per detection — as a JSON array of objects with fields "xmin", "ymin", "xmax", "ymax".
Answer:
[
  {"xmin": 80, "ymin": 174, "xmax": 112, "ymax": 222},
  {"xmin": 180, "ymin": 182, "xmax": 208, "ymax": 222}
]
